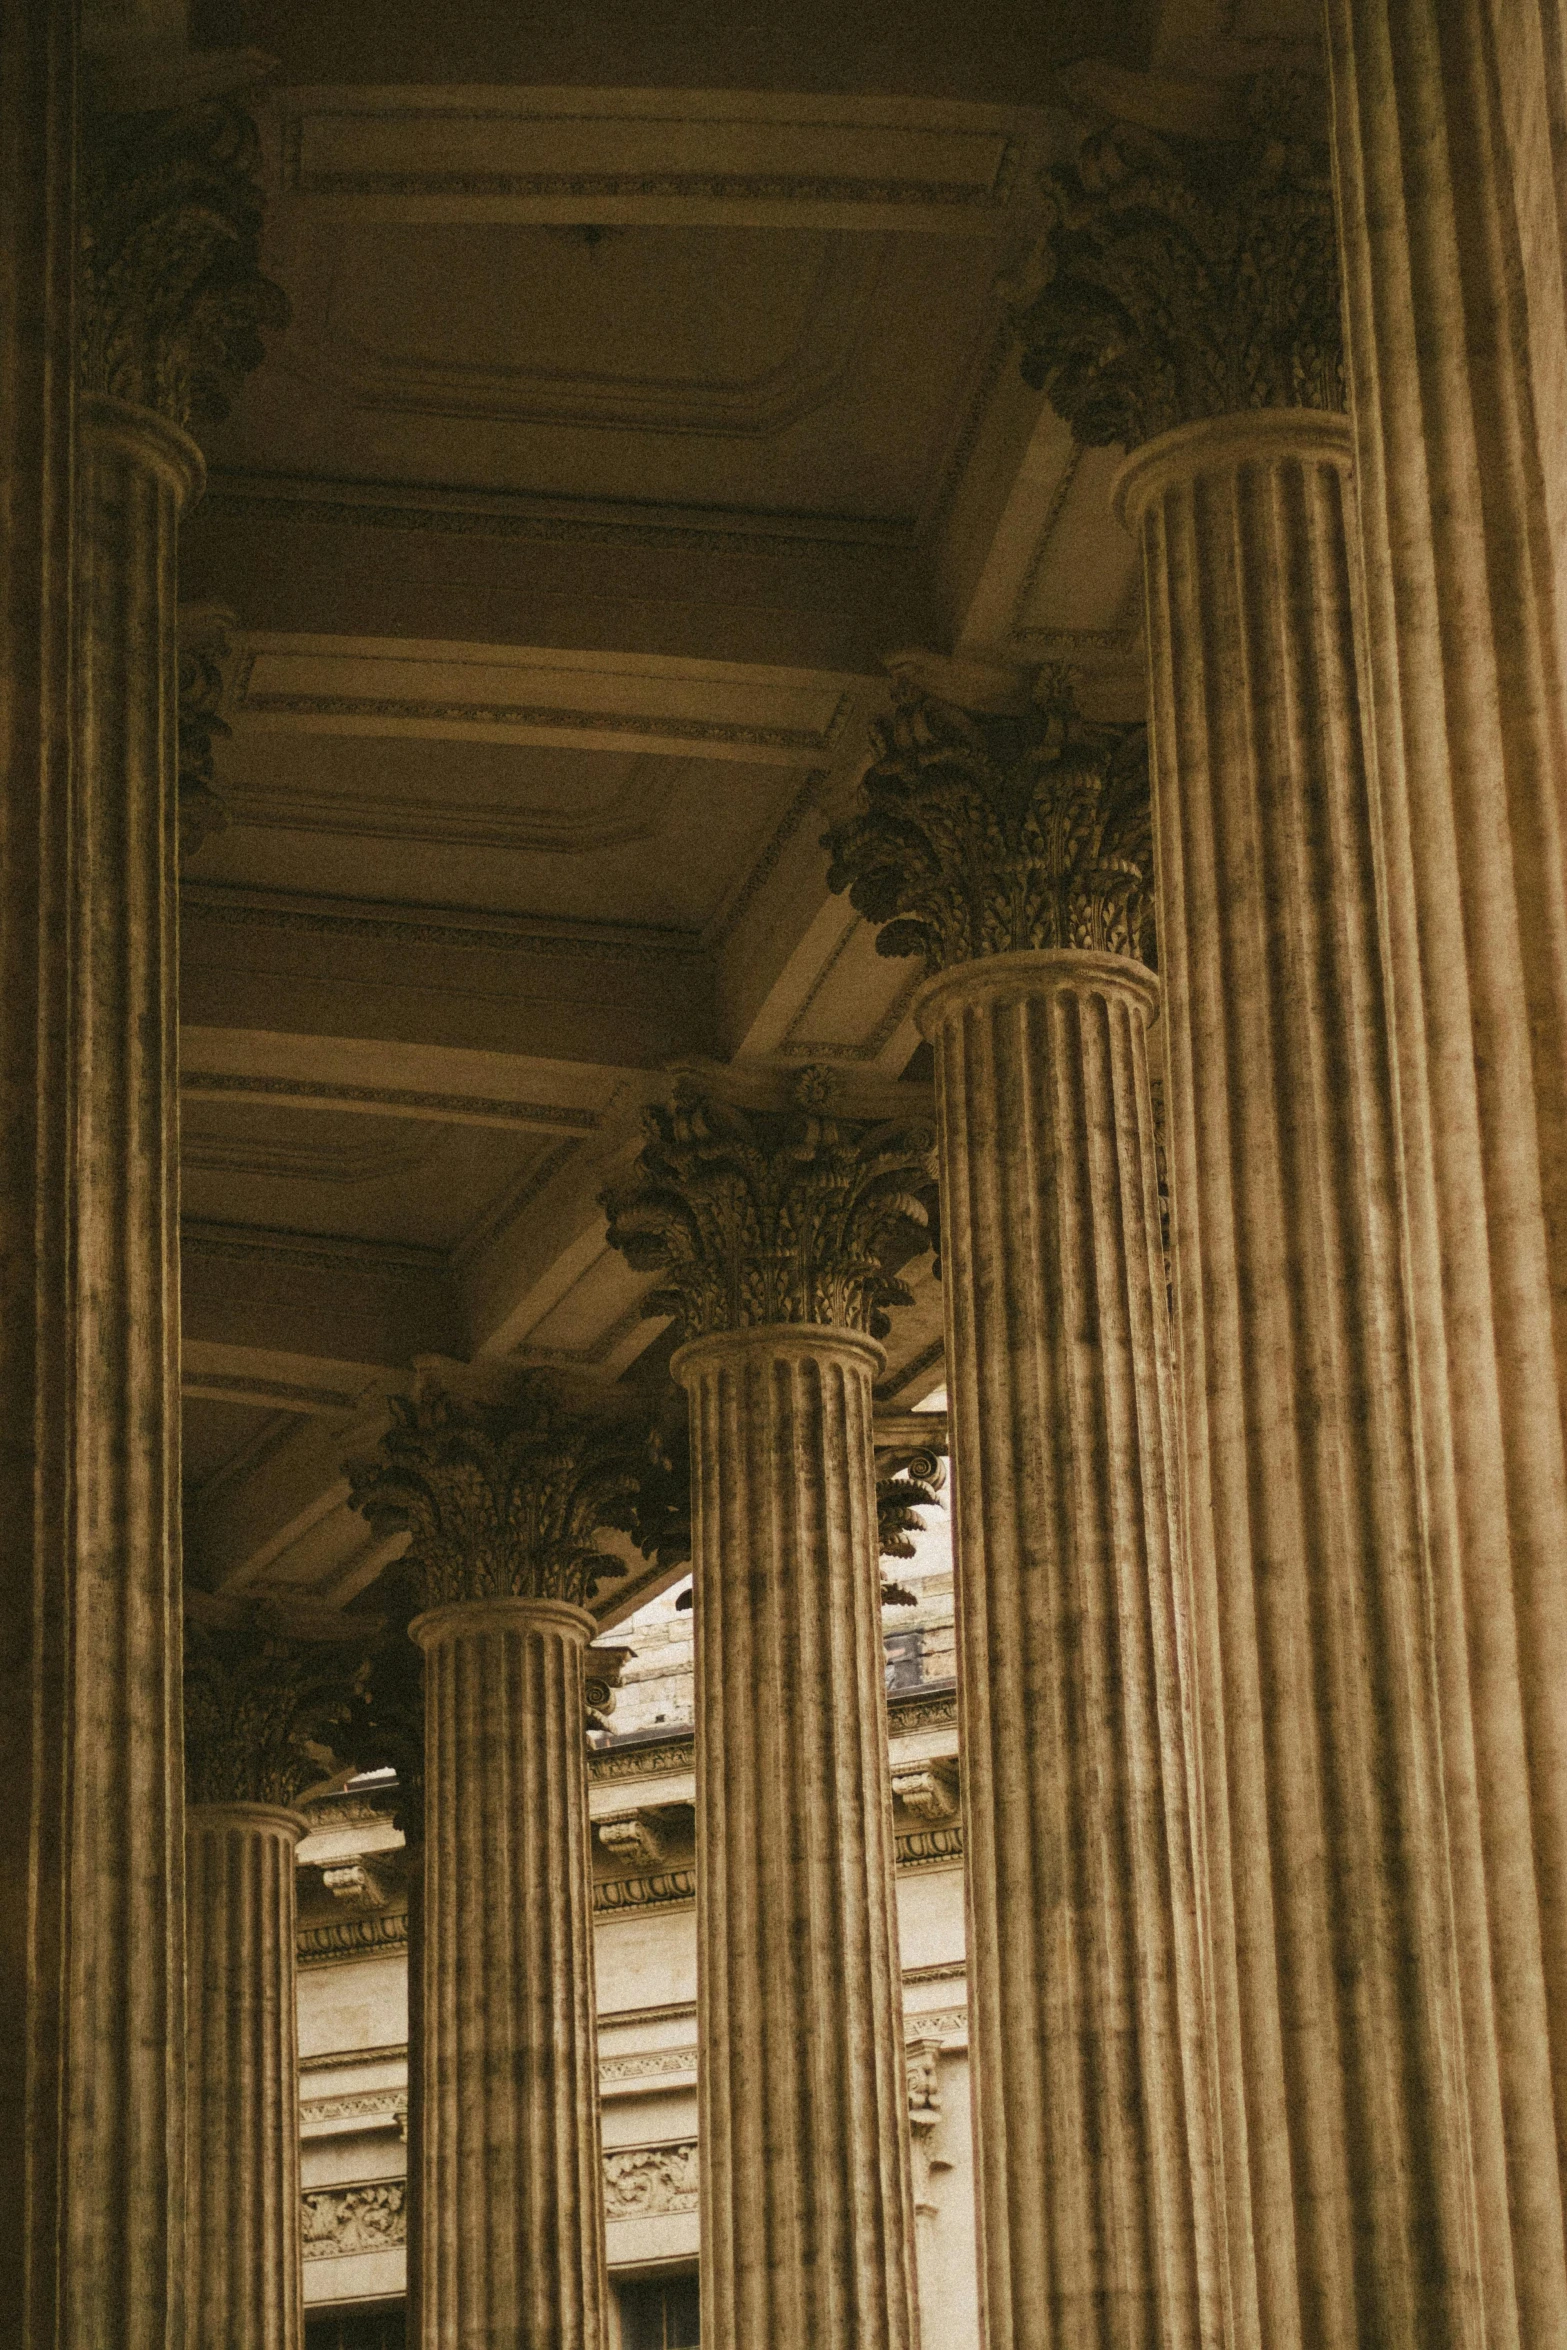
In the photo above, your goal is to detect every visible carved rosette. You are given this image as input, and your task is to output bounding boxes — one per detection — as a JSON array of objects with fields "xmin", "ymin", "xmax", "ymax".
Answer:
[
  {"xmin": 603, "ymin": 1069, "xmax": 936, "ymax": 1342},
  {"xmin": 1013, "ymin": 83, "xmax": 1344, "ymax": 446},
  {"xmin": 183, "ymin": 1607, "xmax": 369, "ymax": 1811},
  {"xmin": 823, "ymin": 660, "xmax": 1153, "ymax": 972},
  {"xmin": 346, "ymin": 1374, "xmax": 658, "ymax": 1612},
  {"xmin": 80, "ymin": 98, "xmax": 290, "ymax": 428}
]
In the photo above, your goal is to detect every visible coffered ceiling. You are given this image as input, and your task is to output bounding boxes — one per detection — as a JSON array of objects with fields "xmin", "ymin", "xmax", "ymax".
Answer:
[{"xmin": 176, "ymin": 0, "xmax": 1318, "ymax": 1615}]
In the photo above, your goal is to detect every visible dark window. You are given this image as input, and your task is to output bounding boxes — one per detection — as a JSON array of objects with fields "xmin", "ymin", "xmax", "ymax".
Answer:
[
  {"xmin": 304, "ymin": 2307, "xmax": 406, "ymax": 2350},
  {"xmin": 884, "ymin": 1626, "xmax": 924, "ymax": 1693},
  {"xmin": 617, "ymin": 2269, "xmax": 700, "ymax": 2348}
]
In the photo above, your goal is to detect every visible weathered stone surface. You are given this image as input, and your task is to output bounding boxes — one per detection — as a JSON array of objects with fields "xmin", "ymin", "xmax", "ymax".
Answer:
[
  {"xmin": 412, "ymin": 1594, "xmax": 609, "ymax": 2350},
  {"xmin": 349, "ymin": 1374, "xmax": 658, "ymax": 2350},
  {"xmin": 678, "ymin": 1324, "xmax": 922, "ymax": 2350},
  {"xmin": 1118, "ymin": 403, "xmax": 1478, "ymax": 2350},
  {"xmin": 1324, "ymin": 5, "xmax": 1567, "ymax": 2339},
  {"xmin": 187, "ymin": 1803, "xmax": 309, "ymax": 2350},
  {"xmin": 609, "ymin": 1078, "xmax": 930, "ymax": 2350},
  {"xmin": 913, "ymin": 943, "xmax": 1220, "ymax": 2350}
]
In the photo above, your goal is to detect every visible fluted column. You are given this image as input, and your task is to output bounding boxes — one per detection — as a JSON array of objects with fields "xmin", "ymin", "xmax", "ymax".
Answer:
[
  {"xmin": 1323, "ymin": 5, "xmax": 1567, "ymax": 2339},
  {"xmin": 826, "ymin": 666, "xmax": 1219, "ymax": 2350},
  {"xmin": 186, "ymin": 1807, "xmax": 308, "ymax": 2350},
  {"xmin": 0, "ymin": 0, "xmax": 80, "ymax": 2330},
  {"xmin": 605, "ymin": 1073, "xmax": 934, "ymax": 2350},
  {"xmin": 0, "ymin": 80, "xmax": 287, "ymax": 2348},
  {"xmin": 1015, "ymin": 99, "xmax": 1488, "ymax": 2350},
  {"xmin": 183, "ymin": 1604, "xmax": 368, "ymax": 2350},
  {"xmin": 349, "ymin": 1371, "xmax": 660, "ymax": 2350},
  {"xmin": 416, "ymin": 1596, "xmax": 603, "ymax": 2348}
]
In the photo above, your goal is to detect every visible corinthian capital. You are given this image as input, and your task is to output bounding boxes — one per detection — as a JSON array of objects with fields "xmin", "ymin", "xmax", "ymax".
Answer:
[
  {"xmin": 823, "ymin": 654, "xmax": 1153, "ymax": 972},
  {"xmin": 183, "ymin": 1598, "xmax": 369, "ymax": 1810},
  {"xmin": 603, "ymin": 1067, "xmax": 936, "ymax": 1344},
  {"xmin": 346, "ymin": 1372, "xmax": 658, "ymax": 1613},
  {"xmin": 1014, "ymin": 81, "xmax": 1343, "ymax": 447},
  {"xmin": 80, "ymin": 99, "xmax": 290, "ymax": 429}
]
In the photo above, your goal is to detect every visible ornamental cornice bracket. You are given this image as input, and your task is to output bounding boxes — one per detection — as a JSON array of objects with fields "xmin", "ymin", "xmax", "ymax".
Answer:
[
  {"xmin": 824, "ymin": 652, "xmax": 1154, "ymax": 973},
  {"xmin": 1009, "ymin": 71, "xmax": 1343, "ymax": 449},
  {"xmin": 178, "ymin": 603, "xmax": 239, "ymax": 860},
  {"xmin": 601, "ymin": 1062, "xmax": 937, "ymax": 1346}
]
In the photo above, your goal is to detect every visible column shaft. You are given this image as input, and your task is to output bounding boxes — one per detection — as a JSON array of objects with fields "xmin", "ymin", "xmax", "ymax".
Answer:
[
  {"xmin": 57, "ymin": 395, "xmax": 197, "ymax": 2347},
  {"xmin": 0, "ymin": 0, "xmax": 78, "ymax": 2333},
  {"xmin": 414, "ymin": 1597, "xmax": 608, "ymax": 2350},
  {"xmin": 678, "ymin": 1325, "xmax": 921, "ymax": 2350},
  {"xmin": 1326, "ymin": 5, "xmax": 1567, "ymax": 2340},
  {"xmin": 187, "ymin": 1804, "xmax": 308, "ymax": 2350},
  {"xmin": 1120, "ymin": 409, "xmax": 1477, "ymax": 2350},
  {"xmin": 920, "ymin": 951, "xmax": 1218, "ymax": 2350}
]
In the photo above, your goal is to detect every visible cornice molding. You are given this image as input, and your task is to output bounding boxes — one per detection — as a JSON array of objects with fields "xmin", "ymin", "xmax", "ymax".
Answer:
[
  {"xmin": 298, "ymin": 1909, "xmax": 409, "ymax": 1965},
  {"xmin": 181, "ymin": 1219, "xmax": 449, "ymax": 1275},
  {"xmin": 181, "ymin": 1069, "xmax": 600, "ymax": 1134},
  {"xmin": 200, "ymin": 469, "xmax": 918, "ymax": 554},
  {"xmin": 228, "ymin": 635, "xmax": 858, "ymax": 765},
  {"xmin": 181, "ymin": 881, "xmax": 711, "ymax": 966},
  {"xmin": 272, "ymin": 87, "xmax": 1041, "ymax": 233}
]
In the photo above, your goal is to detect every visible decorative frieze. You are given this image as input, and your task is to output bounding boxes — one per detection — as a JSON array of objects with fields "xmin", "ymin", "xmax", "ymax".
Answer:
[
  {"xmin": 346, "ymin": 1371, "xmax": 660, "ymax": 1610},
  {"xmin": 1013, "ymin": 81, "xmax": 1343, "ymax": 446},
  {"xmin": 302, "ymin": 2181, "xmax": 407, "ymax": 2260},
  {"xmin": 603, "ymin": 1065, "xmax": 935, "ymax": 1340},
  {"xmin": 80, "ymin": 99, "xmax": 289, "ymax": 428},
  {"xmin": 602, "ymin": 2144, "xmax": 700, "ymax": 2221},
  {"xmin": 824, "ymin": 655, "xmax": 1152, "ymax": 972},
  {"xmin": 298, "ymin": 1911, "xmax": 410, "ymax": 1966}
]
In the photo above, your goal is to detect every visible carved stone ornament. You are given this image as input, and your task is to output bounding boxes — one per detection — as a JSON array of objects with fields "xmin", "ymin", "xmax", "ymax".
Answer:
[
  {"xmin": 1012, "ymin": 81, "xmax": 1344, "ymax": 447},
  {"xmin": 602, "ymin": 2143, "xmax": 700, "ymax": 2220},
  {"xmin": 183, "ymin": 1596, "xmax": 372, "ymax": 1810},
  {"xmin": 301, "ymin": 2181, "xmax": 406, "ymax": 2260},
  {"xmin": 346, "ymin": 1372, "xmax": 662, "ymax": 1613},
  {"xmin": 603, "ymin": 1066, "xmax": 936, "ymax": 1344},
  {"xmin": 80, "ymin": 99, "xmax": 290, "ymax": 428},
  {"xmin": 178, "ymin": 605, "xmax": 236, "ymax": 859},
  {"xmin": 824, "ymin": 654, "xmax": 1153, "ymax": 972}
]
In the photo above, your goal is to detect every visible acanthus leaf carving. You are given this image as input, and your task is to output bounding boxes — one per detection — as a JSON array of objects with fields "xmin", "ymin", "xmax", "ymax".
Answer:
[
  {"xmin": 1011, "ymin": 78, "xmax": 1343, "ymax": 448},
  {"xmin": 301, "ymin": 2180, "xmax": 406, "ymax": 2259},
  {"xmin": 602, "ymin": 2142, "xmax": 699, "ymax": 2220},
  {"xmin": 603, "ymin": 1066, "xmax": 936, "ymax": 1344},
  {"xmin": 345, "ymin": 1371, "xmax": 663, "ymax": 1614},
  {"xmin": 824, "ymin": 655, "xmax": 1153, "ymax": 973},
  {"xmin": 183, "ymin": 1595, "xmax": 373, "ymax": 1811},
  {"xmin": 81, "ymin": 99, "xmax": 290, "ymax": 429}
]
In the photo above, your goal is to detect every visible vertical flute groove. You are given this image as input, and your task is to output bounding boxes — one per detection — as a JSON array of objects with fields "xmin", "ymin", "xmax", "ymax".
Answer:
[
  {"xmin": 920, "ymin": 950, "xmax": 1217, "ymax": 2350},
  {"xmin": 1325, "ymin": 4, "xmax": 1567, "ymax": 2342},
  {"xmin": 1119, "ymin": 410, "xmax": 1484, "ymax": 2350},
  {"xmin": 414, "ymin": 1598, "xmax": 608, "ymax": 2350},
  {"xmin": 678, "ymin": 1325, "xmax": 921, "ymax": 2350},
  {"xmin": 186, "ymin": 1805, "xmax": 306, "ymax": 2350}
]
